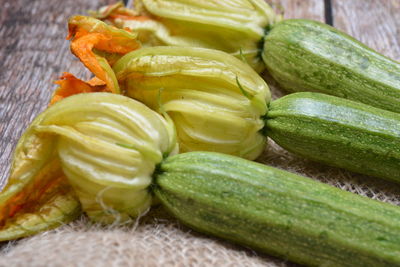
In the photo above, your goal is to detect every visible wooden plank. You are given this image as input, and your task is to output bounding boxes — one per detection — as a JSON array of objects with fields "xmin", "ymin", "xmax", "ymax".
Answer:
[
  {"xmin": 332, "ymin": 0, "xmax": 400, "ymax": 61},
  {"xmin": 270, "ymin": 0, "xmax": 325, "ymax": 21},
  {"xmin": 0, "ymin": 0, "xmax": 113, "ymax": 187}
]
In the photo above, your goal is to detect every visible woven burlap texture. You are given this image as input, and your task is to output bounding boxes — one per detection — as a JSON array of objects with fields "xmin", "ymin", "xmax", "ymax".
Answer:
[{"xmin": 1, "ymin": 77, "xmax": 399, "ymax": 267}]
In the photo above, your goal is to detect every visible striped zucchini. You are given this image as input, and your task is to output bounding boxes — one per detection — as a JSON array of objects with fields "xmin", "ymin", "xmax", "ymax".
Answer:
[
  {"xmin": 265, "ymin": 92, "xmax": 400, "ymax": 183},
  {"xmin": 262, "ymin": 19, "xmax": 400, "ymax": 113},
  {"xmin": 155, "ymin": 151, "xmax": 400, "ymax": 266}
]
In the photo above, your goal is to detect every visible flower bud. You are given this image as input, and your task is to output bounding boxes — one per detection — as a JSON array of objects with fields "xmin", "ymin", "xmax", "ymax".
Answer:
[
  {"xmin": 2, "ymin": 93, "xmax": 178, "ymax": 226},
  {"xmin": 113, "ymin": 46, "xmax": 270, "ymax": 160},
  {"xmin": 93, "ymin": 1, "xmax": 280, "ymax": 72}
]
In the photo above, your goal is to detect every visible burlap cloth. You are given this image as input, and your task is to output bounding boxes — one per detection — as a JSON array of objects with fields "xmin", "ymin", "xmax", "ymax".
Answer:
[{"xmin": 1, "ymin": 75, "xmax": 399, "ymax": 267}]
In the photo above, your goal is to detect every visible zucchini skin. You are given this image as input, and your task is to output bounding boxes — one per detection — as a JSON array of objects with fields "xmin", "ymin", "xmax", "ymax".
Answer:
[
  {"xmin": 265, "ymin": 92, "xmax": 400, "ymax": 182},
  {"xmin": 262, "ymin": 19, "xmax": 400, "ymax": 113},
  {"xmin": 155, "ymin": 152, "xmax": 400, "ymax": 266}
]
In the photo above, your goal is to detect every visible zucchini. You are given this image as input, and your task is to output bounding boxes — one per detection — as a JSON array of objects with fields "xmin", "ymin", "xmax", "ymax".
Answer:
[
  {"xmin": 262, "ymin": 19, "xmax": 400, "ymax": 113},
  {"xmin": 155, "ymin": 151, "xmax": 400, "ymax": 266},
  {"xmin": 265, "ymin": 92, "xmax": 400, "ymax": 183}
]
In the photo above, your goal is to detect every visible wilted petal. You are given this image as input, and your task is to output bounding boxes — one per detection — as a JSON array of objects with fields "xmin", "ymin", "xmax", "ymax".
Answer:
[
  {"xmin": 0, "ymin": 111, "xmax": 81, "ymax": 241},
  {"xmin": 67, "ymin": 15, "xmax": 141, "ymax": 93},
  {"xmin": 50, "ymin": 73, "xmax": 107, "ymax": 105}
]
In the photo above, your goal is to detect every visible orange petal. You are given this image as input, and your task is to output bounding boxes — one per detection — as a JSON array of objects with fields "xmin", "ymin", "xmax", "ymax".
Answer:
[
  {"xmin": 69, "ymin": 34, "xmax": 114, "ymax": 90},
  {"xmin": 87, "ymin": 76, "xmax": 107, "ymax": 86},
  {"xmin": 67, "ymin": 16, "xmax": 141, "ymax": 94},
  {"xmin": 50, "ymin": 73, "xmax": 107, "ymax": 105}
]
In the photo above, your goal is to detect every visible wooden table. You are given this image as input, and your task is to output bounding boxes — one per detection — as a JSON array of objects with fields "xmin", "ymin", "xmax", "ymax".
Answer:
[{"xmin": 0, "ymin": 0, "xmax": 399, "ymax": 261}]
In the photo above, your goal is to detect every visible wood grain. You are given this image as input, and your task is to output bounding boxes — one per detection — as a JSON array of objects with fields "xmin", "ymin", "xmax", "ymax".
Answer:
[
  {"xmin": 269, "ymin": 0, "xmax": 325, "ymax": 21},
  {"xmin": 0, "ymin": 0, "xmax": 113, "ymax": 187},
  {"xmin": 332, "ymin": 0, "xmax": 400, "ymax": 61}
]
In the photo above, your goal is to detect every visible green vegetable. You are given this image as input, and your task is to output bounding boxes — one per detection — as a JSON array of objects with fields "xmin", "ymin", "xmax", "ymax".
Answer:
[
  {"xmin": 155, "ymin": 151, "xmax": 400, "ymax": 266},
  {"xmin": 265, "ymin": 92, "xmax": 400, "ymax": 183},
  {"xmin": 262, "ymin": 19, "xmax": 400, "ymax": 113}
]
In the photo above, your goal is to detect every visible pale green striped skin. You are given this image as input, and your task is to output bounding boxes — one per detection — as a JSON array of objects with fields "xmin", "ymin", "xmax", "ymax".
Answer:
[
  {"xmin": 155, "ymin": 152, "xmax": 400, "ymax": 266},
  {"xmin": 262, "ymin": 19, "xmax": 400, "ymax": 113},
  {"xmin": 266, "ymin": 92, "xmax": 400, "ymax": 182}
]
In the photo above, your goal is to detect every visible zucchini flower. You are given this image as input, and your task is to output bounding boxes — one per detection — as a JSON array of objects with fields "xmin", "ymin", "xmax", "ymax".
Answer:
[
  {"xmin": 0, "ymin": 114, "xmax": 81, "ymax": 241},
  {"xmin": 92, "ymin": 1, "xmax": 280, "ymax": 72},
  {"xmin": 58, "ymin": 15, "xmax": 141, "ymax": 99},
  {"xmin": 1, "ymin": 93, "xmax": 177, "ymax": 228},
  {"xmin": 113, "ymin": 46, "xmax": 270, "ymax": 160}
]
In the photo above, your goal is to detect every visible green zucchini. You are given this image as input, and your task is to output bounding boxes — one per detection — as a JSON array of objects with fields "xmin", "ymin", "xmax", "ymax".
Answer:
[
  {"xmin": 265, "ymin": 92, "xmax": 400, "ymax": 183},
  {"xmin": 262, "ymin": 19, "xmax": 400, "ymax": 113},
  {"xmin": 155, "ymin": 151, "xmax": 400, "ymax": 266}
]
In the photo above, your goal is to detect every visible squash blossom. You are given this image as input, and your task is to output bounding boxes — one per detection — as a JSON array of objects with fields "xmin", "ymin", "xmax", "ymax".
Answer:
[
  {"xmin": 0, "ymin": 113, "xmax": 81, "ymax": 241},
  {"xmin": 50, "ymin": 15, "xmax": 141, "ymax": 105},
  {"xmin": 91, "ymin": 0, "xmax": 280, "ymax": 72},
  {"xmin": 56, "ymin": 17, "xmax": 270, "ymax": 160},
  {"xmin": 1, "ymin": 93, "xmax": 177, "ymax": 228},
  {"xmin": 113, "ymin": 46, "xmax": 270, "ymax": 160}
]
